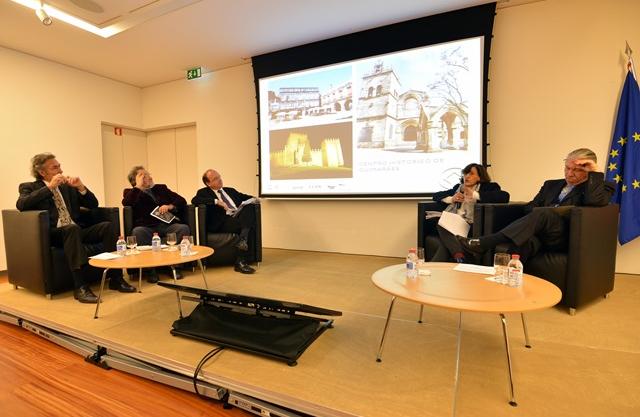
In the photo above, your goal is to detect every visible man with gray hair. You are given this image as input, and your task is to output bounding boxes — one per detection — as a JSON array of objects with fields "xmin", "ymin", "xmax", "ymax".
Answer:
[
  {"xmin": 122, "ymin": 166, "xmax": 190, "ymax": 282},
  {"xmin": 17, "ymin": 153, "xmax": 135, "ymax": 303},
  {"xmin": 458, "ymin": 148, "xmax": 615, "ymax": 261}
]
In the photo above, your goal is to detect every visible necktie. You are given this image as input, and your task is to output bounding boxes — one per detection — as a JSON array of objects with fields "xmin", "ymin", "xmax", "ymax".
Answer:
[
  {"xmin": 218, "ymin": 189, "xmax": 235, "ymax": 209},
  {"xmin": 557, "ymin": 184, "xmax": 574, "ymax": 204},
  {"xmin": 52, "ymin": 187, "xmax": 73, "ymax": 226}
]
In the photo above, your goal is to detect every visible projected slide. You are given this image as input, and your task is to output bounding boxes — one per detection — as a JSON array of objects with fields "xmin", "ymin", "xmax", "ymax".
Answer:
[{"xmin": 258, "ymin": 36, "xmax": 483, "ymax": 197}]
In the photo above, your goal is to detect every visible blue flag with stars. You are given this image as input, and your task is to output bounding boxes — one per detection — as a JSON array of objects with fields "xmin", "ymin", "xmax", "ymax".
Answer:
[{"xmin": 606, "ymin": 67, "xmax": 640, "ymax": 244}]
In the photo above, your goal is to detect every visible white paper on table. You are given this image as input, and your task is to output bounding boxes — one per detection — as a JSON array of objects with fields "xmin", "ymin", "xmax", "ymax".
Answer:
[
  {"xmin": 453, "ymin": 264, "xmax": 495, "ymax": 275},
  {"xmin": 437, "ymin": 211, "xmax": 470, "ymax": 237},
  {"xmin": 138, "ymin": 245, "xmax": 168, "ymax": 251},
  {"xmin": 89, "ymin": 252, "xmax": 122, "ymax": 260}
]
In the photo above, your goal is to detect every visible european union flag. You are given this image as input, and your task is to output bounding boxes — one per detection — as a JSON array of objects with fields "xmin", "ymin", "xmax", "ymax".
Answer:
[{"xmin": 605, "ymin": 66, "xmax": 640, "ymax": 245}]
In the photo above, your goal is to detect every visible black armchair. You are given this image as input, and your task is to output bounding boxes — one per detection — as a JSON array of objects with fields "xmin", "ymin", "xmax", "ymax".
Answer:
[
  {"xmin": 196, "ymin": 204, "xmax": 262, "ymax": 265},
  {"xmin": 2, "ymin": 207, "xmax": 119, "ymax": 297},
  {"xmin": 122, "ymin": 204, "xmax": 196, "ymax": 241},
  {"xmin": 481, "ymin": 203, "xmax": 618, "ymax": 314},
  {"xmin": 417, "ymin": 201, "xmax": 484, "ymax": 261}
]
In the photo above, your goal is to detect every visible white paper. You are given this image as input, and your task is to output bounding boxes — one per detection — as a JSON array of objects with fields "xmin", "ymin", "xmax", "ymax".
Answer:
[
  {"xmin": 226, "ymin": 197, "xmax": 258, "ymax": 217},
  {"xmin": 138, "ymin": 245, "xmax": 168, "ymax": 251},
  {"xmin": 89, "ymin": 252, "xmax": 122, "ymax": 260},
  {"xmin": 453, "ymin": 264, "xmax": 495, "ymax": 275},
  {"xmin": 437, "ymin": 211, "xmax": 470, "ymax": 237}
]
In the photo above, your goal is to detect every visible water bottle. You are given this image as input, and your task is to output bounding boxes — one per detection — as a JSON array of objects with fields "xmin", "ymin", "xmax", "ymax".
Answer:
[
  {"xmin": 151, "ymin": 232, "xmax": 161, "ymax": 252},
  {"xmin": 180, "ymin": 236, "xmax": 190, "ymax": 256},
  {"xmin": 116, "ymin": 235, "xmax": 126, "ymax": 256},
  {"xmin": 507, "ymin": 254, "xmax": 524, "ymax": 287},
  {"xmin": 406, "ymin": 248, "xmax": 418, "ymax": 279}
]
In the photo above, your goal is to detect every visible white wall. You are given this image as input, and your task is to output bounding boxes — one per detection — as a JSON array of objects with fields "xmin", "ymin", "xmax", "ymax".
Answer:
[
  {"xmin": 140, "ymin": 0, "xmax": 640, "ymax": 273},
  {"xmin": 1, "ymin": 0, "xmax": 638, "ymax": 274},
  {"xmin": 0, "ymin": 46, "xmax": 142, "ymax": 270}
]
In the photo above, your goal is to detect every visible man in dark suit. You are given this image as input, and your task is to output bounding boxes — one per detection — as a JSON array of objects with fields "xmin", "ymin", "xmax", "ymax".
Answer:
[
  {"xmin": 458, "ymin": 148, "xmax": 615, "ymax": 261},
  {"xmin": 16, "ymin": 153, "xmax": 135, "ymax": 303},
  {"xmin": 122, "ymin": 166, "xmax": 190, "ymax": 282},
  {"xmin": 191, "ymin": 169, "xmax": 257, "ymax": 274}
]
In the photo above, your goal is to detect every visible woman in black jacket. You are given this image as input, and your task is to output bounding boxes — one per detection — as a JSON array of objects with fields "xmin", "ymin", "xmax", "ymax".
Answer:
[{"xmin": 431, "ymin": 163, "xmax": 509, "ymax": 263}]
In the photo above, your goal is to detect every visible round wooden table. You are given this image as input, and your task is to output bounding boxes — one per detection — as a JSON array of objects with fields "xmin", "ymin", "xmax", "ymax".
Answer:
[
  {"xmin": 372, "ymin": 262, "xmax": 561, "ymax": 409},
  {"xmin": 89, "ymin": 245, "xmax": 214, "ymax": 319}
]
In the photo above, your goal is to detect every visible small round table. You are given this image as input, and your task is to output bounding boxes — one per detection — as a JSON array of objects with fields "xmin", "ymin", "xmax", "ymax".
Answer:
[
  {"xmin": 372, "ymin": 262, "xmax": 561, "ymax": 409},
  {"xmin": 89, "ymin": 245, "xmax": 214, "ymax": 319}
]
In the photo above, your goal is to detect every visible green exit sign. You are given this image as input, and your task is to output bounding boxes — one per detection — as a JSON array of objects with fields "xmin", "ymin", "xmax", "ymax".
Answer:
[{"xmin": 186, "ymin": 67, "xmax": 202, "ymax": 80}]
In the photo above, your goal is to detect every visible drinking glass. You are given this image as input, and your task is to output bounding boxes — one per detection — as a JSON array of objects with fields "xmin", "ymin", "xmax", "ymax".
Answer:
[
  {"xmin": 126, "ymin": 235, "xmax": 138, "ymax": 255},
  {"xmin": 416, "ymin": 247, "xmax": 425, "ymax": 262},
  {"xmin": 166, "ymin": 232, "xmax": 177, "ymax": 251},
  {"xmin": 493, "ymin": 252, "xmax": 510, "ymax": 284},
  {"xmin": 185, "ymin": 235, "xmax": 194, "ymax": 254},
  {"xmin": 416, "ymin": 247, "xmax": 430, "ymax": 276}
]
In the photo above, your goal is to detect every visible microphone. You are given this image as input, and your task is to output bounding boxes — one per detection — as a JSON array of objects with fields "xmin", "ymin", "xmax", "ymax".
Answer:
[{"xmin": 455, "ymin": 177, "xmax": 463, "ymax": 210}]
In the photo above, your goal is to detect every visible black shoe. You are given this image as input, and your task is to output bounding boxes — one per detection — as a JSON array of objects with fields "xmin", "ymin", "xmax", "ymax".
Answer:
[
  {"xmin": 146, "ymin": 269, "xmax": 159, "ymax": 283},
  {"xmin": 109, "ymin": 277, "xmax": 136, "ymax": 293},
  {"xmin": 456, "ymin": 236, "xmax": 485, "ymax": 255},
  {"xmin": 74, "ymin": 285, "xmax": 98, "ymax": 304},
  {"xmin": 235, "ymin": 238, "xmax": 249, "ymax": 252},
  {"xmin": 234, "ymin": 260, "xmax": 255, "ymax": 274}
]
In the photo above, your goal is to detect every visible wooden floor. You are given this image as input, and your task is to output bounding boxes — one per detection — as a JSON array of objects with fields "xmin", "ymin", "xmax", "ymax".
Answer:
[{"xmin": 0, "ymin": 273, "xmax": 248, "ymax": 417}]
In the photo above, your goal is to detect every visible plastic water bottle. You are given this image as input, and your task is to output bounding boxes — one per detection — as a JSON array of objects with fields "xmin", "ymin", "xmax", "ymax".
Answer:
[
  {"xmin": 406, "ymin": 248, "xmax": 418, "ymax": 279},
  {"xmin": 151, "ymin": 232, "xmax": 161, "ymax": 252},
  {"xmin": 180, "ymin": 236, "xmax": 190, "ymax": 256},
  {"xmin": 507, "ymin": 254, "xmax": 524, "ymax": 287},
  {"xmin": 116, "ymin": 235, "xmax": 126, "ymax": 256}
]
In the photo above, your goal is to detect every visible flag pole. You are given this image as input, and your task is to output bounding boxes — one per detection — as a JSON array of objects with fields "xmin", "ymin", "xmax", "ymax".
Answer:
[{"xmin": 626, "ymin": 41, "xmax": 636, "ymax": 79}]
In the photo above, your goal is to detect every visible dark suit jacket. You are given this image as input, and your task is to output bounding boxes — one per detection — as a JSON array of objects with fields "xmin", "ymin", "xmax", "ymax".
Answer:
[
  {"xmin": 16, "ymin": 180, "xmax": 99, "ymax": 229},
  {"xmin": 122, "ymin": 184, "xmax": 187, "ymax": 228},
  {"xmin": 524, "ymin": 172, "xmax": 614, "ymax": 213},
  {"xmin": 191, "ymin": 186, "xmax": 253, "ymax": 232},
  {"xmin": 433, "ymin": 181, "xmax": 510, "ymax": 204}
]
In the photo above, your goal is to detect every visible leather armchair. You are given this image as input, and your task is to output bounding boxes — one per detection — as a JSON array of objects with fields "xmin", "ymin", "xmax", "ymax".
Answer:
[
  {"xmin": 123, "ymin": 204, "xmax": 196, "ymax": 242},
  {"xmin": 481, "ymin": 203, "xmax": 618, "ymax": 314},
  {"xmin": 2, "ymin": 207, "xmax": 119, "ymax": 297},
  {"xmin": 417, "ymin": 201, "xmax": 484, "ymax": 261},
  {"xmin": 196, "ymin": 204, "xmax": 262, "ymax": 265}
]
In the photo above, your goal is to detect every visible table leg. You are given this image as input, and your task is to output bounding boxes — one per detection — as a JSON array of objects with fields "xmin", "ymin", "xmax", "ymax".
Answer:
[
  {"xmin": 376, "ymin": 296, "xmax": 396, "ymax": 362},
  {"xmin": 138, "ymin": 267, "xmax": 143, "ymax": 292},
  {"xmin": 171, "ymin": 266, "xmax": 184, "ymax": 319},
  {"xmin": 452, "ymin": 312, "xmax": 462, "ymax": 417},
  {"xmin": 418, "ymin": 305, "xmax": 424, "ymax": 323},
  {"xmin": 499, "ymin": 313, "xmax": 517, "ymax": 406},
  {"xmin": 521, "ymin": 313, "xmax": 531, "ymax": 348},
  {"xmin": 93, "ymin": 269, "xmax": 109, "ymax": 319},
  {"xmin": 197, "ymin": 259, "xmax": 209, "ymax": 289}
]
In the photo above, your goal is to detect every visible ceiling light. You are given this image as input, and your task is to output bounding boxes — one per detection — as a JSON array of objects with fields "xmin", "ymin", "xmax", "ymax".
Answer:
[{"xmin": 35, "ymin": 6, "xmax": 52, "ymax": 26}]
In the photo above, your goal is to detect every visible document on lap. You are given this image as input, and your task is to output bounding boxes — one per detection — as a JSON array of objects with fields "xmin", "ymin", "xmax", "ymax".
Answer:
[
  {"xmin": 150, "ymin": 206, "xmax": 176, "ymax": 224},
  {"xmin": 226, "ymin": 197, "xmax": 258, "ymax": 217},
  {"xmin": 438, "ymin": 211, "xmax": 470, "ymax": 237}
]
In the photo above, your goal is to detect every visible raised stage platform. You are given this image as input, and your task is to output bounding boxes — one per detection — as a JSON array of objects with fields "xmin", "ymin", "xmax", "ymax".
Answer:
[{"xmin": 0, "ymin": 249, "xmax": 638, "ymax": 417}]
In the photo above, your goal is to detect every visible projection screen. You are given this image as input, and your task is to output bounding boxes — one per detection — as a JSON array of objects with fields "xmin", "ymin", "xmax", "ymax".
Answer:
[{"xmin": 252, "ymin": 3, "xmax": 496, "ymax": 198}]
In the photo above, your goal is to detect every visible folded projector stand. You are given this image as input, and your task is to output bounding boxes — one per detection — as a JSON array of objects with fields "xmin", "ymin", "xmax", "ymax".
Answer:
[{"xmin": 158, "ymin": 282, "xmax": 342, "ymax": 366}]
